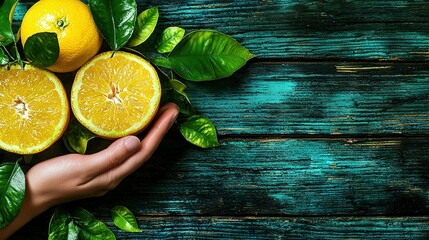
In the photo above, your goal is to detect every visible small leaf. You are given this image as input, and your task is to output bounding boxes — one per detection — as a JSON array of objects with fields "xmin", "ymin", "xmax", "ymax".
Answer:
[
  {"xmin": 153, "ymin": 30, "xmax": 255, "ymax": 81},
  {"xmin": 171, "ymin": 90, "xmax": 195, "ymax": 117},
  {"xmin": 0, "ymin": 0, "xmax": 18, "ymax": 46},
  {"xmin": 156, "ymin": 26, "xmax": 185, "ymax": 53},
  {"xmin": 48, "ymin": 206, "xmax": 80, "ymax": 240},
  {"xmin": 127, "ymin": 6, "xmax": 159, "ymax": 47},
  {"xmin": 152, "ymin": 57, "xmax": 170, "ymax": 68},
  {"xmin": 0, "ymin": 161, "xmax": 25, "ymax": 229},
  {"xmin": 89, "ymin": 0, "xmax": 137, "ymax": 51},
  {"xmin": 111, "ymin": 206, "xmax": 142, "ymax": 233},
  {"xmin": 24, "ymin": 32, "xmax": 59, "ymax": 68},
  {"xmin": 49, "ymin": 206, "xmax": 116, "ymax": 240},
  {"xmin": 0, "ymin": 48, "xmax": 8, "ymax": 65},
  {"xmin": 170, "ymin": 79, "xmax": 187, "ymax": 93},
  {"xmin": 179, "ymin": 115, "xmax": 220, "ymax": 148},
  {"xmin": 167, "ymin": 79, "xmax": 195, "ymax": 117},
  {"xmin": 73, "ymin": 207, "xmax": 116, "ymax": 240},
  {"xmin": 63, "ymin": 118, "xmax": 96, "ymax": 154}
]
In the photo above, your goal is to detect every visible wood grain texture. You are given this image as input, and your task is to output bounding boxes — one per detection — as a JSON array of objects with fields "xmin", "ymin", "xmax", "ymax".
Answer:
[
  {"xmin": 55, "ymin": 137, "xmax": 429, "ymax": 217},
  {"xmin": 6, "ymin": 0, "xmax": 429, "ymax": 239},
  {"xmin": 185, "ymin": 62, "xmax": 429, "ymax": 135},
  {"xmin": 11, "ymin": 215, "xmax": 429, "ymax": 240},
  {"xmin": 12, "ymin": 0, "xmax": 429, "ymax": 61}
]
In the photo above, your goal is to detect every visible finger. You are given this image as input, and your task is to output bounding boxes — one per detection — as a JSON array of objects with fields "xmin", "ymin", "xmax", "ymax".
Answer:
[
  {"xmin": 95, "ymin": 103, "xmax": 178, "ymax": 185},
  {"xmin": 84, "ymin": 135, "xmax": 142, "ymax": 177},
  {"xmin": 141, "ymin": 102, "xmax": 179, "ymax": 154}
]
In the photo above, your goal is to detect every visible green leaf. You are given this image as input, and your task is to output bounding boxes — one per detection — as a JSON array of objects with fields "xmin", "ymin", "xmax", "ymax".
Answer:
[
  {"xmin": 49, "ymin": 206, "xmax": 116, "ymax": 240},
  {"xmin": 156, "ymin": 26, "xmax": 185, "ymax": 53},
  {"xmin": 73, "ymin": 207, "xmax": 116, "ymax": 240},
  {"xmin": 24, "ymin": 32, "xmax": 59, "ymax": 68},
  {"xmin": 89, "ymin": 0, "xmax": 137, "ymax": 51},
  {"xmin": 0, "ymin": 48, "xmax": 8, "ymax": 65},
  {"xmin": 48, "ymin": 207, "xmax": 80, "ymax": 240},
  {"xmin": 153, "ymin": 30, "xmax": 255, "ymax": 81},
  {"xmin": 127, "ymin": 6, "xmax": 159, "ymax": 47},
  {"xmin": 169, "ymin": 78, "xmax": 187, "ymax": 93},
  {"xmin": 179, "ymin": 115, "xmax": 220, "ymax": 148},
  {"xmin": 63, "ymin": 118, "xmax": 96, "ymax": 154},
  {"xmin": 111, "ymin": 206, "xmax": 142, "ymax": 233},
  {"xmin": 0, "ymin": 161, "xmax": 25, "ymax": 229},
  {"xmin": 0, "ymin": 0, "xmax": 18, "ymax": 46},
  {"xmin": 167, "ymin": 79, "xmax": 195, "ymax": 117}
]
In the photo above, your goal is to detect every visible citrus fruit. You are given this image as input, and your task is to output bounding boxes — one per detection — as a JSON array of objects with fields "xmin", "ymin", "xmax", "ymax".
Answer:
[
  {"xmin": 20, "ymin": 0, "xmax": 103, "ymax": 73},
  {"xmin": 71, "ymin": 51, "xmax": 162, "ymax": 139},
  {"xmin": 0, "ymin": 65, "xmax": 69, "ymax": 154}
]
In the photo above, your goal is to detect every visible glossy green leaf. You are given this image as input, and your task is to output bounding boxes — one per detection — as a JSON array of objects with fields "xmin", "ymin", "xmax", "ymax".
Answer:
[
  {"xmin": 0, "ymin": 0, "xmax": 18, "ymax": 46},
  {"xmin": 0, "ymin": 161, "xmax": 25, "ymax": 229},
  {"xmin": 111, "ymin": 206, "xmax": 142, "ymax": 232},
  {"xmin": 128, "ymin": 6, "xmax": 159, "ymax": 47},
  {"xmin": 0, "ymin": 48, "xmax": 8, "ymax": 65},
  {"xmin": 156, "ymin": 26, "xmax": 185, "ymax": 53},
  {"xmin": 169, "ymin": 78, "xmax": 187, "ymax": 93},
  {"xmin": 49, "ymin": 206, "xmax": 116, "ymax": 240},
  {"xmin": 24, "ymin": 32, "xmax": 59, "ymax": 68},
  {"xmin": 73, "ymin": 207, "xmax": 116, "ymax": 240},
  {"xmin": 179, "ymin": 115, "xmax": 220, "ymax": 148},
  {"xmin": 63, "ymin": 118, "xmax": 96, "ymax": 154},
  {"xmin": 153, "ymin": 30, "xmax": 255, "ymax": 81},
  {"xmin": 89, "ymin": 0, "xmax": 137, "ymax": 51},
  {"xmin": 48, "ymin": 206, "xmax": 80, "ymax": 240}
]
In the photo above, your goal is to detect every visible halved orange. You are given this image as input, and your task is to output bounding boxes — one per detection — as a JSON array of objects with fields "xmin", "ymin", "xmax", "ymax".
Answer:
[
  {"xmin": 0, "ymin": 65, "xmax": 70, "ymax": 154},
  {"xmin": 71, "ymin": 51, "xmax": 162, "ymax": 139}
]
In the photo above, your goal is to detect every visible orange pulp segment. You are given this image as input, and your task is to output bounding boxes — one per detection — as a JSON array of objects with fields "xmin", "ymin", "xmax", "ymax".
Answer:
[
  {"xmin": 0, "ymin": 65, "xmax": 70, "ymax": 154},
  {"xmin": 71, "ymin": 51, "xmax": 162, "ymax": 139}
]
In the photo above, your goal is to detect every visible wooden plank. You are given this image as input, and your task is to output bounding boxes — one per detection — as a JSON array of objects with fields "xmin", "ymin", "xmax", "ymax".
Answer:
[
  {"xmin": 12, "ymin": 0, "xmax": 429, "ymax": 61},
  {"xmin": 60, "ymin": 137, "xmax": 429, "ymax": 216},
  {"xmin": 184, "ymin": 62, "xmax": 429, "ymax": 135},
  {"xmin": 11, "ymin": 215, "xmax": 429, "ymax": 239}
]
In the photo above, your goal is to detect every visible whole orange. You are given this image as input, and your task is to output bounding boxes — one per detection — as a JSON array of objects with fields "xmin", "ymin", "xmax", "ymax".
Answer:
[{"xmin": 20, "ymin": 0, "xmax": 103, "ymax": 73}]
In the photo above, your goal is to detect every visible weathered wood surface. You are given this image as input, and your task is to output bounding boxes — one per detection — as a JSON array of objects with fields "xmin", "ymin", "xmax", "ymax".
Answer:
[
  {"xmin": 12, "ymin": 215, "xmax": 429, "ymax": 239},
  {"xmin": 7, "ymin": 0, "xmax": 429, "ymax": 239},
  {"xmin": 72, "ymin": 137, "xmax": 429, "ymax": 216},
  {"xmin": 11, "ymin": 137, "xmax": 429, "ymax": 238},
  {"xmin": 185, "ymin": 62, "xmax": 429, "ymax": 135},
  {"xmin": 13, "ymin": 0, "xmax": 429, "ymax": 60}
]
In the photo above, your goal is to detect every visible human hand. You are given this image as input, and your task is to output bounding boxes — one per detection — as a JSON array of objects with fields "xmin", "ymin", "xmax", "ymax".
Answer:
[{"xmin": 0, "ymin": 103, "xmax": 178, "ymax": 239}]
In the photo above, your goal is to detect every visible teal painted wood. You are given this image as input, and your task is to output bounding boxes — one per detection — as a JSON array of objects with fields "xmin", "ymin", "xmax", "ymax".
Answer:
[
  {"xmin": 6, "ymin": 1, "xmax": 429, "ymax": 239},
  {"xmin": 185, "ymin": 62, "xmax": 429, "ymax": 135},
  {"xmin": 11, "ymin": 216, "xmax": 429, "ymax": 240},
  {"xmin": 12, "ymin": 0, "xmax": 429, "ymax": 61},
  {"xmin": 49, "ymin": 137, "xmax": 429, "ymax": 216}
]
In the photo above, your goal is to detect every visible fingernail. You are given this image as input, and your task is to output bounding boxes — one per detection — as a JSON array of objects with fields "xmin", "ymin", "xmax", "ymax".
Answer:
[
  {"xmin": 169, "ymin": 109, "xmax": 179, "ymax": 128},
  {"xmin": 124, "ymin": 136, "xmax": 141, "ymax": 152}
]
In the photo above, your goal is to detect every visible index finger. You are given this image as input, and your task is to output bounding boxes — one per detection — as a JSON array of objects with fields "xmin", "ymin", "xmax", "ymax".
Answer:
[{"xmin": 98, "ymin": 103, "xmax": 179, "ymax": 181}]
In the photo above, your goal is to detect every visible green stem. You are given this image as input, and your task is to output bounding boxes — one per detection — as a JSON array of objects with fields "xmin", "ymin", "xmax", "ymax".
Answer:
[
  {"xmin": 13, "ymin": 42, "xmax": 24, "ymax": 69},
  {"xmin": 0, "ymin": 43, "xmax": 14, "ymax": 61},
  {"xmin": 122, "ymin": 47, "xmax": 151, "ymax": 62}
]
